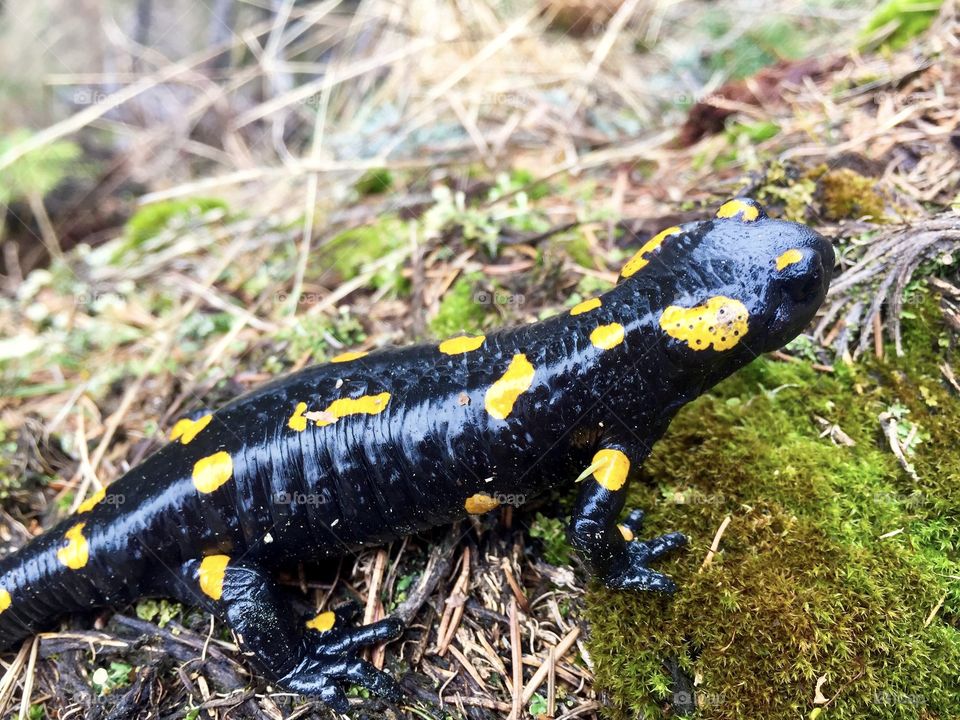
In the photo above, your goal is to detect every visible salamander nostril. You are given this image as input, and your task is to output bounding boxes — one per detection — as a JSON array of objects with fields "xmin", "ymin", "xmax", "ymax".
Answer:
[{"xmin": 785, "ymin": 257, "xmax": 824, "ymax": 302}]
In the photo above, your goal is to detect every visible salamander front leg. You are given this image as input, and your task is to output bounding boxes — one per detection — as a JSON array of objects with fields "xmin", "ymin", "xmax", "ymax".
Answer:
[
  {"xmin": 181, "ymin": 557, "xmax": 403, "ymax": 711},
  {"xmin": 568, "ymin": 448, "xmax": 687, "ymax": 593}
]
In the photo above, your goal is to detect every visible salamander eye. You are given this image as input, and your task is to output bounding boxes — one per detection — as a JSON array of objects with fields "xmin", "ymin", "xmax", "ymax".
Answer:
[{"xmin": 715, "ymin": 198, "xmax": 766, "ymax": 222}]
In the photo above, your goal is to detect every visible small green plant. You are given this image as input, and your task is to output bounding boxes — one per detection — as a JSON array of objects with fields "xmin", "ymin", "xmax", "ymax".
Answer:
[
  {"xmin": 528, "ymin": 693, "xmax": 548, "ymax": 716},
  {"xmin": 528, "ymin": 513, "xmax": 572, "ymax": 566},
  {"xmin": 91, "ymin": 661, "xmax": 133, "ymax": 695},
  {"xmin": 135, "ymin": 598, "xmax": 182, "ymax": 628}
]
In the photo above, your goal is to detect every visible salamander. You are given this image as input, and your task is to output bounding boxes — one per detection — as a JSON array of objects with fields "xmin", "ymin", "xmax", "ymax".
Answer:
[{"xmin": 0, "ymin": 198, "xmax": 833, "ymax": 711}]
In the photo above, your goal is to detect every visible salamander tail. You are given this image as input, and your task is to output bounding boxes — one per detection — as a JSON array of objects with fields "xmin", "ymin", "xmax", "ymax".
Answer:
[{"xmin": 0, "ymin": 521, "xmax": 116, "ymax": 651}]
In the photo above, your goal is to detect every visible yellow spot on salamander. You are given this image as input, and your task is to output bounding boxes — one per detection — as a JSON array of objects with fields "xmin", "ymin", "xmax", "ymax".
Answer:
[
  {"xmin": 618, "ymin": 524, "xmax": 634, "ymax": 542},
  {"xmin": 169, "ymin": 414, "xmax": 212, "ymax": 445},
  {"xmin": 331, "ymin": 350, "xmax": 368, "ymax": 363},
  {"xmin": 199, "ymin": 555, "xmax": 230, "ymax": 600},
  {"xmin": 315, "ymin": 392, "xmax": 392, "ymax": 427},
  {"xmin": 621, "ymin": 226, "xmax": 680, "ymax": 278},
  {"xmin": 590, "ymin": 449, "xmax": 630, "ymax": 491},
  {"xmin": 306, "ymin": 610, "xmax": 336, "ymax": 632},
  {"xmin": 288, "ymin": 401, "xmax": 308, "ymax": 432},
  {"xmin": 192, "ymin": 451, "xmax": 234, "ymax": 494},
  {"xmin": 439, "ymin": 335, "xmax": 486, "ymax": 355},
  {"xmin": 570, "ymin": 297, "xmax": 601, "ymax": 316},
  {"xmin": 660, "ymin": 296, "xmax": 749, "ymax": 352},
  {"xmin": 77, "ymin": 487, "xmax": 106, "ymax": 514},
  {"xmin": 590, "ymin": 323, "xmax": 625, "ymax": 350},
  {"xmin": 485, "ymin": 354, "xmax": 535, "ymax": 420},
  {"xmin": 0, "ymin": 589, "xmax": 11, "ymax": 613},
  {"xmin": 715, "ymin": 199, "xmax": 760, "ymax": 222},
  {"xmin": 464, "ymin": 493, "xmax": 501, "ymax": 515},
  {"xmin": 57, "ymin": 523, "xmax": 89, "ymax": 570},
  {"xmin": 776, "ymin": 248, "xmax": 804, "ymax": 271}
]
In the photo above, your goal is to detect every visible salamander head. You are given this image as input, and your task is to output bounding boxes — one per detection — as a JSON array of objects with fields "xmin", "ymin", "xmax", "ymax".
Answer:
[{"xmin": 619, "ymin": 197, "xmax": 834, "ymax": 380}]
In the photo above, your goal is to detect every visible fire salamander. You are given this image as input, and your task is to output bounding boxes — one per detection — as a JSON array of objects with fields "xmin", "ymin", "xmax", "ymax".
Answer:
[{"xmin": 0, "ymin": 198, "xmax": 833, "ymax": 711}]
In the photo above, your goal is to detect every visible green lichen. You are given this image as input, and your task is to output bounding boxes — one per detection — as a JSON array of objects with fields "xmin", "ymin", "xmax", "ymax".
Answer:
[{"xmin": 584, "ymin": 300, "xmax": 960, "ymax": 719}]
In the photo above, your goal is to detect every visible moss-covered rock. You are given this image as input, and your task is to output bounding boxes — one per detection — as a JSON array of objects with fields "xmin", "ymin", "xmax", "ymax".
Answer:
[{"xmin": 585, "ymin": 304, "xmax": 960, "ymax": 718}]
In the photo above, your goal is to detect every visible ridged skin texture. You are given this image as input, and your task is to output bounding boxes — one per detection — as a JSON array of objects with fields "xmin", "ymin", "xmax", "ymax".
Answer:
[{"xmin": 0, "ymin": 199, "xmax": 833, "ymax": 710}]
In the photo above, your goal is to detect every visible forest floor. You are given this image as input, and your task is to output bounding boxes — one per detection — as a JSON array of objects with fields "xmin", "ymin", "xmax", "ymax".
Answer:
[{"xmin": 0, "ymin": 1, "xmax": 959, "ymax": 719}]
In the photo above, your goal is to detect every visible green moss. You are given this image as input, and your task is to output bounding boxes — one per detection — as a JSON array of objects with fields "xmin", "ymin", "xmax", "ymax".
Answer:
[
  {"xmin": 817, "ymin": 168, "xmax": 888, "ymax": 222},
  {"xmin": 320, "ymin": 216, "xmax": 408, "ymax": 293},
  {"xmin": 585, "ymin": 303, "xmax": 960, "ymax": 718},
  {"xmin": 0, "ymin": 131, "xmax": 81, "ymax": 205},
  {"xmin": 124, "ymin": 198, "xmax": 229, "ymax": 248},
  {"xmin": 429, "ymin": 273, "xmax": 490, "ymax": 337},
  {"xmin": 860, "ymin": 0, "xmax": 943, "ymax": 50},
  {"xmin": 354, "ymin": 168, "xmax": 394, "ymax": 195}
]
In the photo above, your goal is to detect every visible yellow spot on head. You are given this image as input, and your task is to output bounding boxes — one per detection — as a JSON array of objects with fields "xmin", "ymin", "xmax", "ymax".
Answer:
[
  {"xmin": 660, "ymin": 296, "xmax": 749, "ymax": 352},
  {"xmin": 590, "ymin": 323, "xmax": 625, "ymax": 350},
  {"xmin": 485, "ymin": 354, "xmax": 536, "ymax": 420},
  {"xmin": 618, "ymin": 524, "xmax": 634, "ymax": 542},
  {"xmin": 439, "ymin": 335, "xmax": 486, "ymax": 355},
  {"xmin": 464, "ymin": 493, "xmax": 501, "ymax": 515},
  {"xmin": 621, "ymin": 226, "xmax": 681, "ymax": 278},
  {"xmin": 170, "ymin": 414, "xmax": 212, "ymax": 445},
  {"xmin": 57, "ymin": 523, "xmax": 89, "ymax": 570},
  {"xmin": 77, "ymin": 487, "xmax": 106, "ymax": 514},
  {"xmin": 331, "ymin": 350, "xmax": 368, "ymax": 363},
  {"xmin": 715, "ymin": 199, "xmax": 761, "ymax": 222},
  {"xmin": 590, "ymin": 449, "xmax": 630, "ymax": 491},
  {"xmin": 776, "ymin": 248, "xmax": 804, "ymax": 271},
  {"xmin": 288, "ymin": 401, "xmax": 308, "ymax": 432},
  {"xmin": 314, "ymin": 392, "xmax": 391, "ymax": 427},
  {"xmin": 199, "ymin": 555, "xmax": 230, "ymax": 600},
  {"xmin": 570, "ymin": 297, "xmax": 601, "ymax": 316},
  {"xmin": 192, "ymin": 451, "xmax": 234, "ymax": 494},
  {"xmin": 0, "ymin": 589, "xmax": 11, "ymax": 613},
  {"xmin": 306, "ymin": 610, "xmax": 337, "ymax": 632}
]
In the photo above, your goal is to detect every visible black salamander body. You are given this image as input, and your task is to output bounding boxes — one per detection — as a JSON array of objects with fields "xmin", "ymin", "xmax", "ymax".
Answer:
[{"xmin": 0, "ymin": 198, "xmax": 833, "ymax": 710}]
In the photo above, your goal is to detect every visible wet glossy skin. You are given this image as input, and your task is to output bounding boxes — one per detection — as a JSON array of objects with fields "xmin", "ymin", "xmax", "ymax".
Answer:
[{"xmin": 0, "ymin": 198, "xmax": 833, "ymax": 711}]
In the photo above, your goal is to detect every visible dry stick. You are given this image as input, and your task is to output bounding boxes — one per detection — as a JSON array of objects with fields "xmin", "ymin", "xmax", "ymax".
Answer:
[
  {"xmin": 235, "ymin": 38, "xmax": 436, "ymax": 127},
  {"xmin": 447, "ymin": 644, "xmax": 489, "ymax": 692},
  {"xmin": 508, "ymin": 597, "xmax": 523, "ymax": 720},
  {"xmin": 26, "ymin": 193, "xmax": 63, "ymax": 261},
  {"xmin": 436, "ymin": 547, "xmax": 472, "ymax": 656},
  {"xmin": 701, "ymin": 515, "xmax": 732, "ymax": 571},
  {"xmin": 0, "ymin": 641, "xmax": 31, "ymax": 717},
  {"xmin": 363, "ymin": 548, "xmax": 389, "ymax": 628},
  {"xmin": 567, "ymin": 0, "xmax": 644, "ymax": 116},
  {"xmin": 546, "ymin": 646, "xmax": 557, "ymax": 717},
  {"xmin": 15, "ymin": 638, "xmax": 38, "ymax": 720},
  {"xmin": 924, "ymin": 592, "xmax": 948, "ymax": 627},
  {"xmin": 518, "ymin": 626, "xmax": 581, "ymax": 706}
]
